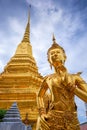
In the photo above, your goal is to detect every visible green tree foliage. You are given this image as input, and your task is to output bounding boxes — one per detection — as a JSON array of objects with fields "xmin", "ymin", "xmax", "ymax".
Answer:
[{"xmin": 0, "ymin": 109, "xmax": 7, "ymax": 122}]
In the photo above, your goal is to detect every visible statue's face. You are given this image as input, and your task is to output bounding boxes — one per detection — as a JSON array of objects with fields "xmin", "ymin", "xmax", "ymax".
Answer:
[{"xmin": 48, "ymin": 48, "xmax": 66, "ymax": 67}]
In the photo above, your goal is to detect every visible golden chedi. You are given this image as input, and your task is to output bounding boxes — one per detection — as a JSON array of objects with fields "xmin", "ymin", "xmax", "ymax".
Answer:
[
  {"xmin": 37, "ymin": 35, "xmax": 87, "ymax": 130},
  {"xmin": 0, "ymin": 13, "xmax": 43, "ymax": 129}
]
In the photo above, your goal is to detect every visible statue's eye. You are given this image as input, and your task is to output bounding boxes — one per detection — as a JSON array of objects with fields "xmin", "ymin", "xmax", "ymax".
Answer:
[
  {"xmin": 56, "ymin": 51, "xmax": 60, "ymax": 53},
  {"xmin": 51, "ymin": 52, "xmax": 54, "ymax": 55}
]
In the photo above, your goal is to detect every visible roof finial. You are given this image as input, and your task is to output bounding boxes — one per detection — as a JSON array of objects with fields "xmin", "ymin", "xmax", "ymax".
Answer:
[
  {"xmin": 28, "ymin": 5, "xmax": 31, "ymax": 24},
  {"xmin": 22, "ymin": 6, "xmax": 31, "ymax": 43}
]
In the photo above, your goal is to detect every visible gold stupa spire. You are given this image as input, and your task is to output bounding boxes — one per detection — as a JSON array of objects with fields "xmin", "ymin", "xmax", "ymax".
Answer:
[
  {"xmin": 22, "ymin": 10, "xmax": 30, "ymax": 42},
  {"xmin": 15, "ymin": 9, "xmax": 32, "ymax": 56}
]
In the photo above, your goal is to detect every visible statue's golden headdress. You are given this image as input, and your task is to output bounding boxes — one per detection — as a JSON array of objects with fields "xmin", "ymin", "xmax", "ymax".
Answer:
[
  {"xmin": 47, "ymin": 34, "xmax": 66, "ymax": 55},
  {"xmin": 47, "ymin": 34, "xmax": 66, "ymax": 67}
]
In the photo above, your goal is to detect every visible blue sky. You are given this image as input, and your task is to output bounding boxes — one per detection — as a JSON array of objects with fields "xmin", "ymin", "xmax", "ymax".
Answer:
[{"xmin": 0, "ymin": 0, "xmax": 87, "ymax": 123}]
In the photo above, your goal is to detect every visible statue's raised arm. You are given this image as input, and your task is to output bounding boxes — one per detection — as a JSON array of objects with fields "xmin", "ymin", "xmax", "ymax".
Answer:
[{"xmin": 37, "ymin": 35, "xmax": 87, "ymax": 130}]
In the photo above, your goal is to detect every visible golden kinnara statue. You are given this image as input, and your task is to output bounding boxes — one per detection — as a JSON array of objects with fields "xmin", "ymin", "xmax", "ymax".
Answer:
[{"xmin": 36, "ymin": 35, "xmax": 87, "ymax": 130}]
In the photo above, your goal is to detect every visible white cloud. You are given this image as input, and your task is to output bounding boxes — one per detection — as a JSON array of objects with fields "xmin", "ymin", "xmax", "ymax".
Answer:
[
  {"xmin": 26, "ymin": 0, "xmax": 54, "ymax": 11},
  {"xmin": 75, "ymin": 97, "xmax": 87, "ymax": 123},
  {"xmin": 8, "ymin": 17, "xmax": 24, "ymax": 35},
  {"xmin": 0, "ymin": 17, "xmax": 25, "ymax": 72},
  {"xmin": 66, "ymin": 33, "xmax": 87, "ymax": 75},
  {"xmin": 0, "ymin": 60, "xmax": 4, "ymax": 72}
]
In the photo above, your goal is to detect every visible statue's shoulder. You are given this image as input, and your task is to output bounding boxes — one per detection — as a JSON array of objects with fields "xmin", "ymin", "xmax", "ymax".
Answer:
[{"xmin": 70, "ymin": 72, "xmax": 82, "ymax": 80}]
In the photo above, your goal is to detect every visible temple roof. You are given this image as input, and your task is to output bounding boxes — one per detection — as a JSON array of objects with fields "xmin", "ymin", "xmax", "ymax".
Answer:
[{"xmin": 3, "ymin": 102, "xmax": 21, "ymax": 122}]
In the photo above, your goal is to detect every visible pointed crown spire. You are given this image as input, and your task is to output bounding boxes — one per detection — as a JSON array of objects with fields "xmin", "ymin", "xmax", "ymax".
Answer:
[
  {"xmin": 52, "ymin": 33, "xmax": 56, "ymax": 42},
  {"xmin": 22, "ymin": 10, "xmax": 30, "ymax": 42}
]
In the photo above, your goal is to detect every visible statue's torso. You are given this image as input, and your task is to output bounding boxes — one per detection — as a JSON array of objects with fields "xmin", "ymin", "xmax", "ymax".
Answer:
[
  {"xmin": 44, "ymin": 73, "xmax": 80, "ymax": 130},
  {"xmin": 47, "ymin": 73, "xmax": 76, "ymax": 111}
]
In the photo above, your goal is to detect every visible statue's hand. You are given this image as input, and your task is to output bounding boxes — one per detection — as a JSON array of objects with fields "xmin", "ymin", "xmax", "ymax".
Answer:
[
  {"xmin": 40, "ymin": 114, "xmax": 50, "ymax": 130},
  {"xmin": 41, "ymin": 114, "xmax": 48, "ymax": 121}
]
